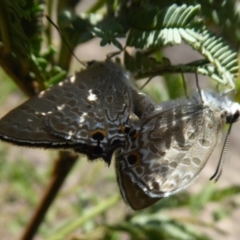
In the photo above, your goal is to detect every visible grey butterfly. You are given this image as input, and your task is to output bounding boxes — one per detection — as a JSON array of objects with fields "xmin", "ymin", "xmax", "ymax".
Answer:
[
  {"xmin": 0, "ymin": 61, "xmax": 155, "ymax": 164},
  {"xmin": 116, "ymin": 90, "xmax": 240, "ymax": 210}
]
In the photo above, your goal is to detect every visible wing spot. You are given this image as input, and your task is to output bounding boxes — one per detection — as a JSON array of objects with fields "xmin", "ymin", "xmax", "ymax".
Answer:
[
  {"xmin": 198, "ymin": 138, "xmax": 211, "ymax": 147},
  {"xmin": 90, "ymin": 130, "xmax": 107, "ymax": 140},
  {"xmin": 67, "ymin": 99, "xmax": 78, "ymax": 106},
  {"xmin": 135, "ymin": 166, "xmax": 144, "ymax": 176},
  {"xmin": 161, "ymin": 166, "xmax": 169, "ymax": 172},
  {"xmin": 68, "ymin": 130, "xmax": 74, "ymax": 136},
  {"xmin": 87, "ymin": 112, "xmax": 95, "ymax": 118},
  {"xmin": 187, "ymin": 131, "xmax": 195, "ymax": 140},
  {"xmin": 193, "ymin": 157, "xmax": 201, "ymax": 165},
  {"xmin": 182, "ymin": 158, "xmax": 191, "ymax": 165},
  {"xmin": 152, "ymin": 181, "xmax": 160, "ymax": 189},
  {"xmin": 77, "ymin": 83, "xmax": 86, "ymax": 90},
  {"xmin": 78, "ymin": 112, "xmax": 87, "ymax": 123},
  {"xmin": 66, "ymin": 92, "xmax": 75, "ymax": 98},
  {"xmin": 79, "ymin": 130, "xmax": 88, "ymax": 138},
  {"xmin": 57, "ymin": 104, "xmax": 66, "ymax": 111},
  {"xmin": 87, "ymin": 90, "xmax": 98, "ymax": 101},
  {"xmin": 161, "ymin": 159, "xmax": 169, "ymax": 165},
  {"xmin": 46, "ymin": 94, "xmax": 57, "ymax": 101},
  {"xmin": 171, "ymin": 125, "xmax": 180, "ymax": 132},
  {"xmin": 106, "ymin": 96, "xmax": 113, "ymax": 103},
  {"xmin": 127, "ymin": 154, "xmax": 138, "ymax": 165},
  {"xmin": 70, "ymin": 75, "xmax": 76, "ymax": 83},
  {"xmin": 207, "ymin": 122, "xmax": 213, "ymax": 129},
  {"xmin": 169, "ymin": 161, "xmax": 177, "ymax": 168},
  {"xmin": 124, "ymin": 126, "xmax": 131, "ymax": 134},
  {"xmin": 129, "ymin": 129, "xmax": 139, "ymax": 140},
  {"xmin": 118, "ymin": 125, "xmax": 129, "ymax": 134},
  {"xmin": 182, "ymin": 173, "xmax": 192, "ymax": 182},
  {"xmin": 39, "ymin": 91, "xmax": 46, "ymax": 97},
  {"xmin": 91, "ymin": 132, "xmax": 105, "ymax": 141}
]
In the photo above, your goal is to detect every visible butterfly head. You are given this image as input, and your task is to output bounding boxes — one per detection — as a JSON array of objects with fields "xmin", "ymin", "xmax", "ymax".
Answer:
[{"xmin": 200, "ymin": 90, "xmax": 240, "ymax": 124}]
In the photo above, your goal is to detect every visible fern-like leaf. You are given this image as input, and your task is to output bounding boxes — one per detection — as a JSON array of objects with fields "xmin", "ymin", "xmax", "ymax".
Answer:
[{"xmin": 126, "ymin": 3, "xmax": 238, "ymax": 88}]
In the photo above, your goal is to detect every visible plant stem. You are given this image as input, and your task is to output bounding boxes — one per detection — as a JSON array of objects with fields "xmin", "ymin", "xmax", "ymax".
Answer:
[{"xmin": 20, "ymin": 151, "xmax": 78, "ymax": 240}]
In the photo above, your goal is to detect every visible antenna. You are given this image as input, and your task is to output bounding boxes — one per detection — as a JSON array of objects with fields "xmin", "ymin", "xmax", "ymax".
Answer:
[
  {"xmin": 140, "ymin": 76, "xmax": 156, "ymax": 90},
  {"xmin": 209, "ymin": 124, "xmax": 232, "ymax": 182},
  {"xmin": 45, "ymin": 14, "xmax": 87, "ymax": 67},
  {"xmin": 194, "ymin": 71, "xmax": 203, "ymax": 103}
]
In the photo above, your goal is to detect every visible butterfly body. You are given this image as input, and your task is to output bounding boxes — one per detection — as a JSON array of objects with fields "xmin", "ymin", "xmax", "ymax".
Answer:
[{"xmin": 116, "ymin": 90, "xmax": 240, "ymax": 209}]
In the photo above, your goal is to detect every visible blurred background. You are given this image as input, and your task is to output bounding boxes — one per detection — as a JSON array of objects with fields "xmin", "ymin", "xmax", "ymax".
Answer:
[{"xmin": 0, "ymin": 1, "xmax": 240, "ymax": 240}]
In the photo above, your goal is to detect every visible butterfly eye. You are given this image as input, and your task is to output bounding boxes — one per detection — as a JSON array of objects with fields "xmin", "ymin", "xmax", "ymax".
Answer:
[
  {"xmin": 227, "ymin": 110, "xmax": 240, "ymax": 123},
  {"xmin": 233, "ymin": 110, "xmax": 240, "ymax": 121}
]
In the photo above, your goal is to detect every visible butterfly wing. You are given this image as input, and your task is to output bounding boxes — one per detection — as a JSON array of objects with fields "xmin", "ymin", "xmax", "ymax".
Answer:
[
  {"xmin": 0, "ymin": 61, "xmax": 134, "ymax": 162},
  {"xmin": 46, "ymin": 62, "xmax": 132, "ymax": 141},
  {"xmin": 116, "ymin": 156, "xmax": 161, "ymax": 210},
  {"xmin": 116, "ymin": 98, "xmax": 225, "ymax": 199},
  {"xmin": 0, "ymin": 87, "xmax": 69, "ymax": 147}
]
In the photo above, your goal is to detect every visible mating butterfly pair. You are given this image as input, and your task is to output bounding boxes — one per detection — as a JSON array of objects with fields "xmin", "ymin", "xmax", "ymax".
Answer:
[{"xmin": 0, "ymin": 61, "xmax": 239, "ymax": 210}]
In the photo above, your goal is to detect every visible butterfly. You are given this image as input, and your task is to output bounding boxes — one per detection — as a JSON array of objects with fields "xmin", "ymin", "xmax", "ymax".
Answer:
[
  {"xmin": 0, "ymin": 60, "xmax": 155, "ymax": 164},
  {"xmin": 115, "ymin": 90, "xmax": 240, "ymax": 210}
]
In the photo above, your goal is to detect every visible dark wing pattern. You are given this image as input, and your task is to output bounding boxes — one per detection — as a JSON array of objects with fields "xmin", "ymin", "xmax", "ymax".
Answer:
[{"xmin": 0, "ymin": 61, "xmax": 137, "ymax": 163}]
